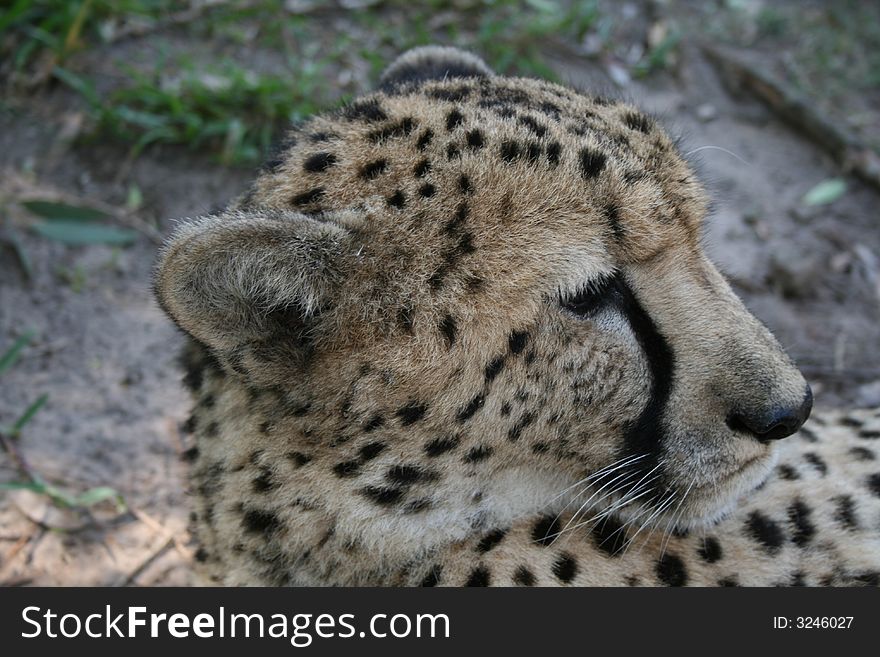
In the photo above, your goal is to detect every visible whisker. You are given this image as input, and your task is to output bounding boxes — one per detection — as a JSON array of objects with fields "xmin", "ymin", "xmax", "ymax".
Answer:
[{"xmin": 684, "ymin": 145, "xmax": 751, "ymax": 166}]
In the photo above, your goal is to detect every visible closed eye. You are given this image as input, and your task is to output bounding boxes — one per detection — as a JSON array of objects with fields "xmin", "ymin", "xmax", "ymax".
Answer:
[{"xmin": 559, "ymin": 272, "xmax": 620, "ymax": 317}]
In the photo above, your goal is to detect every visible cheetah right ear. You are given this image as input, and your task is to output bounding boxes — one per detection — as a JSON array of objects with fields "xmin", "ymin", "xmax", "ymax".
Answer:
[
  {"xmin": 379, "ymin": 46, "xmax": 494, "ymax": 90},
  {"xmin": 154, "ymin": 208, "xmax": 356, "ymax": 376}
]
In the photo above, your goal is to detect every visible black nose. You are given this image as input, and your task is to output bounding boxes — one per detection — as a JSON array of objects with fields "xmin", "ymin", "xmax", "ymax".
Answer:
[{"xmin": 727, "ymin": 386, "xmax": 813, "ymax": 443}]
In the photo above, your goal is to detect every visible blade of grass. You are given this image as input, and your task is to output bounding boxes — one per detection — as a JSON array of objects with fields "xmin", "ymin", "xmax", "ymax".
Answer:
[
  {"xmin": 9, "ymin": 394, "xmax": 49, "ymax": 437},
  {"xmin": 0, "ymin": 330, "xmax": 35, "ymax": 376}
]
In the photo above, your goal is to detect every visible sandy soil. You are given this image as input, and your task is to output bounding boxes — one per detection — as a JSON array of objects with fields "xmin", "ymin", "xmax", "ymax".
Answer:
[{"xmin": 1, "ymin": 9, "xmax": 878, "ymax": 586}]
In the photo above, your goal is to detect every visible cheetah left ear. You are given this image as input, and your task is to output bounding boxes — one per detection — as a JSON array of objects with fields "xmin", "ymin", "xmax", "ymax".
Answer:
[
  {"xmin": 154, "ymin": 208, "xmax": 356, "ymax": 377},
  {"xmin": 379, "ymin": 45, "xmax": 494, "ymax": 90}
]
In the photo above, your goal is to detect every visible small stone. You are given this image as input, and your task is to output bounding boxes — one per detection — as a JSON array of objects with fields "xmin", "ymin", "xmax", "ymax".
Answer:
[{"xmin": 696, "ymin": 103, "xmax": 717, "ymax": 122}]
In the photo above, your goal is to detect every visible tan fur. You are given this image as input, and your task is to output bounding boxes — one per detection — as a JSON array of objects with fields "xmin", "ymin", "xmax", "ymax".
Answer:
[{"xmin": 154, "ymin": 48, "xmax": 880, "ymax": 586}]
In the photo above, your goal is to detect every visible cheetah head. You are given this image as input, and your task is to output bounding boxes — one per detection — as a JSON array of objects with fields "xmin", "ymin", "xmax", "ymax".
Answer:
[{"xmin": 155, "ymin": 47, "xmax": 811, "ymax": 549}]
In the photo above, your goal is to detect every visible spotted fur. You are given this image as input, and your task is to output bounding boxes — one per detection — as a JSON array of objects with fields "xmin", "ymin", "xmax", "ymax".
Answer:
[{"xmin": 156, "ymin": 48, "xmax": 880, "ymax": 586}]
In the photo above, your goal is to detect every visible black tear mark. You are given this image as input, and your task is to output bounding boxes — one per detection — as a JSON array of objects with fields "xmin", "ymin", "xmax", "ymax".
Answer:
[
  {"xmin": 656, "ymin": 553, "xmax": 688, "ymax": 586},
  {"xmin": 360, "ymin": 486, "xmax": 405, "ymax": 506},
  {"xmin": 344, "ymin": 99, "xmax": 387, "ymax": 122},
  {"xmin": 360, "ymin": 158, "xmax": 388, "ymax": 180},
  {"xmin": 464, "ymin": 445, "xmax": 492, "ymax": 463},
  {"xmin": 579, "ymin": 147, "xmax": 606, "ymax": 178},
  {"xmin": 457, "ymin": 394, "xmax": 485, "ymax": 422},
  {"xmin": 446, "ymin": 109, "xmax": 464, "ymax": 130},
  {"xmin": 397, "ymin": 401, "xmax": 427, "ymax": 425},
  {"xmin": 292, "ymin": 187, "xmax": 325, "ymax": 206},
  {"xmin": 531, "ymin": 515, "xmax": 560, "ymax": 546},
  {"xmin": 440, "ymin": 314, "xmax": 458, "ymax": 347},
  {"xmin": 303, "ymin": 152, "xmax": 337, "ymax": 172},
  {"xmin": 425, "ymin": 435, "xmax": 460, "ymax": 457},
  {"xmin": 552, "ymin": 553, "xmax": 578, "ymax": 583},
  {"xmin": 476, "ymin": 528, "xmax": 507, "ymax": 553},
  {"xmin": 746, "ymin": 511, "xmax": 785, "ymax": 553}
]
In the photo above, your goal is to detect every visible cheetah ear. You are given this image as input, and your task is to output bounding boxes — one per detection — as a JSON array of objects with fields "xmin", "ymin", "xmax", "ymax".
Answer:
[
  {"xmin": 379, "ymin": 46, "xmax": 494, "ymax": 90},
  {"xmin": 154, "ymin": 208, "xmax": 355, "ymax": 374}
]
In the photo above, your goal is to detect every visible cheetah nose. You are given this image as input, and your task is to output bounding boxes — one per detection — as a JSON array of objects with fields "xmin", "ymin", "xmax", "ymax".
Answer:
[{"xmin": 726, "ymin": 386, "xmax": 813, "ymax": 443}]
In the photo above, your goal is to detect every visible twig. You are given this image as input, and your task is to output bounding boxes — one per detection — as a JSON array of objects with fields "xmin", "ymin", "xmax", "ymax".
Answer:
[
  {"xmin": 130, "ymin": 507, "xmax": 193, "ymax": 562},
  {"xmin": 113, "ymin": 535, "xmax": 174, "ymax": 587},
  {"xmin": 703, "ymin": 44, "xmax": 880, "ymax": 191}
]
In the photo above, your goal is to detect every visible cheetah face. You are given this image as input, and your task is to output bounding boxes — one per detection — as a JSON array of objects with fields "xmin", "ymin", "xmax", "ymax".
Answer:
[{"xmin": 155, "ymin": 48, "xmax": 811, "ymax": 541}]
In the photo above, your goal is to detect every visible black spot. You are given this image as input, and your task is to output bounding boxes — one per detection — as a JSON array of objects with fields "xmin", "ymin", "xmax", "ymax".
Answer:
[
  {"xmin": 591, "ymin": 517, "xmax": 628, "ymax": 556},
  {"xmin": 698, "ymin": 537, "xmax": 723, "ymax": 563},
  {"xmin": 425, "ymin": 435, "xmax": 460, "ymax": 457},
  {"xmin": 465, "ymin": 566, "xmax": 490, "ymax": 586},
  {"xmin": 360, "ymin": 158, "xmax": 388, "ymax": 180},
  {"xmin": 333, "ymin": 460, "xmax": 361, "ymax": 478},
  {"xmin": 477, "ymin": 529, "xmax": 507, "ymax": 553},
  {"xmin": 579, "ymin": 147, "xmax": 606, "ymax": 178},
  {"xmin": 850, "ymin": 447, "xmax": 875, "ymax": 461},
  {"xmin": 416, "ymin": 128, "xmax": 434, "ymax": 150},
  {"xmin": 513, "ymin": 566, "xmax": 536, "ymax": 586},
  {"xmin": 439, "ymin": 314, "xmax": 457, "ymax": 347},
  {"xmin": 464, "ymin": 445, "xmax": 492, "ymax": 463},
  {"xmin": 252, "ymin": 467, "xmax": 277, "ymax": 493},
  {"xmin": 799, "ymin": 426, "xmax": 819, "ymax": 442},
  {"xmin": 532, "ymin": 515, "xmax": 561, "ymax": 546},
  {"xmin": 485, "ymin": 355, "xmax": 506, "ymax": 382},
  {"xmin": 421, "ymin": 566, "xmax": 442, "ymax": 587},
  {"xmin": 361, "ymin": 486, "xmax": 405, "ymax": 506},
  {"xmin": 414, "ymin": 158, "xmax": 431, "ymax": 177},
  {"xmin": 428, "ymin": 86, "xmax": 470, "ymax": 101},
  {"xmin": 525, "ymin": 141, "xmax": 542, "ymax": 163},
  {"xmin": 804, "ymin": 452, "xmax": 828, "ymax": 476},
  {"xmin": 397, "ymin": 402, "xmax": 427, "ymax": 425},
  {"xmin": 517, "ymin": 114, "xmax": 547, "ymax": 136},
  {"xmin": 360, "ymin": 414, "xmax": 384, "ymax": 433},
  {"xmin": 194, "ymin": 548, "xmax": 209, "ymax": 563},
  {"xmin": 785, "ymin": 500, "xmax": 815, "ymax": 549},
  {"xmin": 552, "ymin": 553, "xmax": 578, "ymax": 583},
  {"xmin": 344, "ymin": 99, "xmax": 387, "ymax": 122},
  {"xmin": 387, "ymin": 189, "xmax": 406, "ymax": 208},
  {"xmin": 204, "ymin": 421, "xmax": 219, "ymax": 438},
  {"xmin": 292, "ymin": 187, "xmax": 325, "ymax": 206},
  {"xmin": 718, "ymin": 577, "xmax": 739, "ymax": 587},
  {"xmin": 419, "ymin": 182, "xmax": 436, "ymax": 197},
  {"xmin": 181, "ymin": 446, "xmax": 199, "ymax": 462},
  {"xmin": 200, "ymin": 393, "xmax": 216, "ymax": 408},
  {"xmin": 746, "ymin": 511, "xmax": 785, "ymax": 553},
  {"xmin": 499, "ymin": 140, "xmax": 520, "ymax": 162},
  {"xmin": 854, "ymin": 572, "xmax": 880, "ymax": 586},
  {"xmin": 398, "ymin": 305, "xmax": 414, "ymax": 333},
  {"xmin": 446, "ymin": 142, "xmax": 460, "ymax": 159},
  {"xmin": 404, "ymin": 499, "xmax": 432, "ymax": 513},
  {"xmin": 624, "ymin": 111, "xmax": 652, "ymax": 133},
  {"xmin": 446, "ymin": 109, "xmax": 464, "ymax": 130},
  {"xmin": 367, "ymin": 117, "xmax": 417, "ymax": 143},
  {"xmin": 868, "ymin": 473, "xmax": 880, "ymax": 498},
  {"xmin": 359, "ymin": 441, "xmax": 387, "ymax": 461},
  {"xmin": 500, "ymin": 402, "xmax": 511, "ymax": 416},
  {"xmin": 242, "ymin": 509, "xmax": 281, "ymax": 534},
  {"xmin": 777, "ymin": 464, "xmax": 800, "ymax": 480},
  {"xmin": 287, "ymin": 451, "xmax": 312, "ymax": 467},
  {"xmin": 842, "ymin": 416, "xmax": 864, "ymax": 427},
  {"xmin": 531, "ymin": 442, "xmax": 549, "ymax": 454},
  {"xmin": 546, "ymin": 141, "xmax": 562, "ymax": 167},
  {"xmin": 388, "ymin": 464, "xmax": 437, "ymax": 485},
  {"xmin": 308, "ymin": 131, "xmax": 335, "ymax": 142},
  {"xmin": 508, "ymin": 330, "xmax": 529, "ymax": 355},
  {"xmin": 303, "ymin": 152, "xmax": 337, "ymax": 172},
  {"xmin": 656, "ymin": 553, "xmax": 688, "ymax": 586},
  {"xmin": 833, "ymin": 495, "xmax": 859, "ymax": 530},
  {"xmin": 466, "ymin": 129, "xmax": 484, "ymax": 149},
  {"xmin": 457, "ymin": 394, "xmax": 485, "ymax": 422},
  {"xmin": 508, "ymin": 411, "xmax": 536, "ymax": 442},
  {"xmin": 604, "ymin": 204, "xmax": 625, "ymax": 239},
  {"xmin": 860, "ymin": 430, "xmax": 880, "ymax": 439}
]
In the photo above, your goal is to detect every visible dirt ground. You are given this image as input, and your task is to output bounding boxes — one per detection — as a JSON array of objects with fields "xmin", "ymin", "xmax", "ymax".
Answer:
[{"xmin": 1, "ymin": 1, "xmax": 879, "ymax": 586}]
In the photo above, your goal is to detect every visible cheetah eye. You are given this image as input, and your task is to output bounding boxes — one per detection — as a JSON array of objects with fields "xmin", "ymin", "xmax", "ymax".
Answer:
[{"xmin": 559, "ymin": 272, "xmax": 619, "ymax": 317}]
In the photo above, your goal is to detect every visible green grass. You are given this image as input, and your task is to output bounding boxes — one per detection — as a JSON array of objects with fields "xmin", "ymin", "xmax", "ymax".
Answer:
[{"xmin": 4, "ymin": 0, "xmax": 613, "ymax": 164}]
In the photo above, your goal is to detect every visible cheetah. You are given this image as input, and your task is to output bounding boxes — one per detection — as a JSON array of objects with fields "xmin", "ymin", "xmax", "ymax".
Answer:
[{"xmin": 155, "ymin": 46, "xmax": 880, "ymax": 586}]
